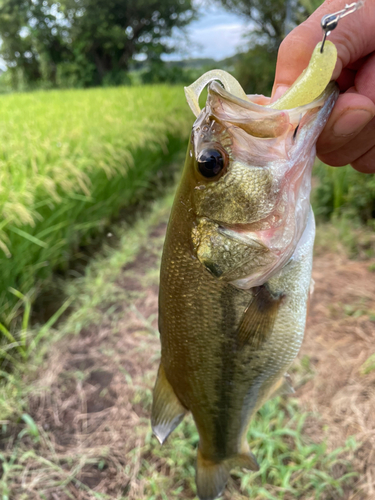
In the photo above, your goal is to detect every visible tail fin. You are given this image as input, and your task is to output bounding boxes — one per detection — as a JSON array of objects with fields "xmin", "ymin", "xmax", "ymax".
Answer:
[
  {"xmin": 196, "ymin": 448, "xmax": 259, "ymax": 500},
  {"xmin": 151, "ymin": 363, "xmax": 187, "ymax": 444}
]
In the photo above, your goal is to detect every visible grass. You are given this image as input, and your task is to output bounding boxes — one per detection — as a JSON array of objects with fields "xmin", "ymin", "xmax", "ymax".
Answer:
[
  {"xmin": 312, "ymin": 161, "xmax": 375, "ymax": 228},
  {"xmin": 0, "ymin": 192, "xmax": 176, "ymax": 420},
  {"xmin": 0, "ymin": 84, "xmax": 192, "ymax": 328},
  {"xmin": 0, "ymin": 398, "xmax": 358, "ymax": 500},
  {"xmin": 0, "ymin": 194, "xmax": 360, "ymax": 500},
  {"xmin": 136, "ymin": 395, "xmax": 357, "ymax": 500},
  {"xmin": 313, "ymin": 216, "xmax": 375, "ymax": 260}
]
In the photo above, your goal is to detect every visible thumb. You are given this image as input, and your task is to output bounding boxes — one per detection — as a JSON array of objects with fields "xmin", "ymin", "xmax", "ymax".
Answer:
[{"xmin": 272, "ymin": 0, "xmax": 375, "ymax": 98}]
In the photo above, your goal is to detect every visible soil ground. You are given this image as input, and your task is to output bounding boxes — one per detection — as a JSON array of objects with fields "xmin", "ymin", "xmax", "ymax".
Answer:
[{"xmin": 2, "ymin": 214, "xmax": 375, "ymax": 500}]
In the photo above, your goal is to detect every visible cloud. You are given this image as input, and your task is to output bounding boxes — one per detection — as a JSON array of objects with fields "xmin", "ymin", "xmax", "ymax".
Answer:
[
  {"xmin": 185, "ymin": 5, "xmax": 253, "ymax": 60},
  {"xmin": 163, "ymin": 4, "xmax": 253, "ymax": 61},
  {"xmin": 187, "ymin": 22, "xmax": 250, "ymax": 59}
]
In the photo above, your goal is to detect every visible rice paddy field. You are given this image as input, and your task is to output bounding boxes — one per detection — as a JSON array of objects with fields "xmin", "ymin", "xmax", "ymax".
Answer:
[
  {"xmin": 0, "ymin": 85, "xmax": 192, "ymax": 330},
  {"xmin": 0, "ymin": 83, "xmax": 375, "ymax": 500}
]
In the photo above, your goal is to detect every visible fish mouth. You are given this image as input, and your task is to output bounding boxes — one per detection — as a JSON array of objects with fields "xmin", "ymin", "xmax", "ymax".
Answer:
[
  {"xmin": 207, "ymin": 80, "xmax": 338, "ymax": 137},
  {"xmin": 191, "ymin": 76, "xmax": 338, "ymax": 288}
]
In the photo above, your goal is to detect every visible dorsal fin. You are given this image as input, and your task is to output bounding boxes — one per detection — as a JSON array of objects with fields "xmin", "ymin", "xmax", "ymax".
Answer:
[{"xmin": 237, "ymin": 285, "xmax": 285, "ymax": 350}]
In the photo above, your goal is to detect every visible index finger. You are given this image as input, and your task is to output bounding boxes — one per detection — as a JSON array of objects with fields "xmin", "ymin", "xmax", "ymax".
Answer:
[{"xmin": 272, "ymin": 0, "xmax": 375, "ymax": 97}]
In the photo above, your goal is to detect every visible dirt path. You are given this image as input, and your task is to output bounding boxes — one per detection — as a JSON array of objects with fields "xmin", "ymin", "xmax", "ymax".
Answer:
[
  {"xmin": 3, "ymin": 220, "xmax": 375, "ymax": 500},
  {"xmin": 298, "ymin": 253, "xmax": 375, "ymax": 499}
]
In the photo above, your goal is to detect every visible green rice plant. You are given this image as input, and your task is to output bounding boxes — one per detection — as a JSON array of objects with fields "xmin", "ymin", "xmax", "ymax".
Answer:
[
  {"xmin": 0, "ymin": 85, "xmax": 192, "ymax": 330},
  {"xmin": 0, "ymin": 290, "xmax": 73, "ymax": 366}
]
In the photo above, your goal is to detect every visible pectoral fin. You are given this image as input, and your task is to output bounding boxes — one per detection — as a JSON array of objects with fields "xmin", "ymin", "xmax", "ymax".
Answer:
[
  {"xmin": 196, "ymin": 448, "xmax": 259, "ymax": 500},
  {"xmin": 237, "ymin": 285, "xmax": 284, "ymax": 350},
  {"xmin": 151, "ymin": 363, "xmax": 187, "ymax": 444}
]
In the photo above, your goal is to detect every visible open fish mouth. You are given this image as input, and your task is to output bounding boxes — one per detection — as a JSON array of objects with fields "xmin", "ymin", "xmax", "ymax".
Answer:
[
  {"xmin": 205, "ymin": 79, "xmax": 338, "ymax": 147},
  {"xmin": 209, "ymin": 79, "xmax": 338, "ymax": 128},
  {"xmin": 185, "ymin": 68, "xmax": 338, "ymax": 139},
  {"xmin": 186, "ymin": 41, "xmax": 338, "ymax": 125}
]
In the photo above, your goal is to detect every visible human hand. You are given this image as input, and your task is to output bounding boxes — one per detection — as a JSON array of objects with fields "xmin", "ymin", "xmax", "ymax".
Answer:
[{"xmin": 271, "ymin": 0, "xmax": 375, "ymax": 173}]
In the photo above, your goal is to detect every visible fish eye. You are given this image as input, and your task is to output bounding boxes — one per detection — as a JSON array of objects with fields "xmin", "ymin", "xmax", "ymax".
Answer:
[{"xmin": 197, "ymin": 148, "xmax": 226, "ymax": 178}]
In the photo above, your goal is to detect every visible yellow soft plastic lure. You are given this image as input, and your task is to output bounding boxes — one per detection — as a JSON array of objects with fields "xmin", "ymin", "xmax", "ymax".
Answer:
[
  {"xmin": 184, "ymin": 40, "xmax": 337, "ymax": 115},
  {"xmin": 270, "ymin": 41, "xmax": 337, "ymax": 110}
]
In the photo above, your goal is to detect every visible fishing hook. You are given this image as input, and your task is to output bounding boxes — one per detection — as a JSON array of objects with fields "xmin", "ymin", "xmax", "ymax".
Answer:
[{"xmin": 320, "ymin": 1, "xmax": 365, "ymax": 53}]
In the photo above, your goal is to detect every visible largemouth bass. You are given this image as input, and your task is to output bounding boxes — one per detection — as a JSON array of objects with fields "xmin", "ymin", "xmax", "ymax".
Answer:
[{"xmin": 152, "ymin": 43, "xmax": 339, "ymax": 500}]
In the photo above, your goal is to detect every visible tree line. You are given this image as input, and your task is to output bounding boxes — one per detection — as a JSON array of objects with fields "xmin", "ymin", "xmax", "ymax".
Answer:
[
  {"xmin": 0, "ymin": 0, "xmax": 195, "ymax": 89},
  {"xmin": 0, "ymin": 0, "xmax": 323, "ymax": 91}
]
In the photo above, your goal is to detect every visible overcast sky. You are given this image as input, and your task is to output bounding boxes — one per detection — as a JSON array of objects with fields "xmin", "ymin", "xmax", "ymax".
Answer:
[{"xmin": 165, "ymin": 4, "xmax": 252, "ymax": 61}]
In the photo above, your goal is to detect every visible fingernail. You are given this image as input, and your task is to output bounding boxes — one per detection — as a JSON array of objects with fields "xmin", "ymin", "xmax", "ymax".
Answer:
[
  {"xmin": 271, "ymin": 85, "xmax": 289, "ymax": 102},
  {"xmin": 333, "ymin": 109, "xmax": 374, "ymax": 137}
]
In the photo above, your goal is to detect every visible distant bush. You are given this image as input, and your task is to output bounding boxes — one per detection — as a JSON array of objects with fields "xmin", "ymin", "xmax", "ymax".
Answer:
[
  {"xmin": 0, "ymin": 85, "xmax": 192, "ymax": 326},
  {"xmin": 142, "ymin": 63, "xmax": 188, "ymax": 84},
  {"xmin": 140, "ymin": 61, "xmax": 214, "ymax": 86}
]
